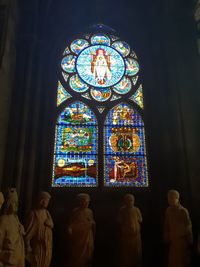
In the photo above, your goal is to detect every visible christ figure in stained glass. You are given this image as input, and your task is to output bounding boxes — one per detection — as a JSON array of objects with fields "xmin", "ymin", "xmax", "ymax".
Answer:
[{"xmin": 91, "ymin": 48, "xmax": 112, "ymax": 85}]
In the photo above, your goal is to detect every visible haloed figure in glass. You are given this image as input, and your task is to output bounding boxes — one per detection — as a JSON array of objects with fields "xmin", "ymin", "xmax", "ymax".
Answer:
[{"xmin": 91, "ymin": 48, "xmax": 112, "ymax": 85}]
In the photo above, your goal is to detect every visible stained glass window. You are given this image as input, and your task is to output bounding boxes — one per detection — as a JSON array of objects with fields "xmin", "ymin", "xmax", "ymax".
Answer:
[
  {"xmin": 60, "ymin": 33, "xmax": 140, "ymax": 103},
  {"xmin": 52, "ymin": 25, "xmax": 149, "ymax": 187},
  {"xmin": 52, "ymin": 101, "xmax": 98, "ymax": 187},
  {"xmin": 104, "ymin": 103, "xmax": 148, "ymax": 187}
]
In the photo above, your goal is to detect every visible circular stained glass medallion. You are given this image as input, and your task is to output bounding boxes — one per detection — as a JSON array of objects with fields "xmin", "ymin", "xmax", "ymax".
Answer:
[
  {"xmin": 76, "ymin": 45, "xmax": 125, "ymax": 88},
  {"xmin": 70, "ymin": 39, "xmax": 89, "ymax": 54},
  {"xmin": 69, "ymin": 74, "xmax": 89, "ymax": 92},
  {"xmin": 91, "ymin": 34, "xmax": 110, "ymax": 46},
  {"xmin": 91, "ymin": 87, "xmax": 111, "ymax": 102},
  {"xmin": 113, "ymin": 77, "xmax": 132, "ymax": 94},
  {"xmin": 125, "ymin": 58, "xmax": 139, "ymax": 76},
  {"xmin": 112, "ymin": 41, "xmax": 130, "ymax": 57},
  {"xmin": 61, "ymin": 55, "xmax": 76, "ymax": 73}
]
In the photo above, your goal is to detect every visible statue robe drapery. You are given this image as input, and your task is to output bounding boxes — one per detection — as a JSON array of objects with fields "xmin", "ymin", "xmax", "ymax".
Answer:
[
  {"xmin": 164, "ymin": 205, "xmax": 193, "ymax": 267},
  {"xmin": 25, "ymin": 209, "xmax": 53, "ymax": 267},
  {"xmin": 68, "ymin": 207, "xmax": 95, "ymax": 267},
  {"xmin": 0, "ymin": 214, "xmax": 25, "ymax": 267},
  {"xmin": 118, "ymin": 206, "xmax": 142, "ymax": 267}
]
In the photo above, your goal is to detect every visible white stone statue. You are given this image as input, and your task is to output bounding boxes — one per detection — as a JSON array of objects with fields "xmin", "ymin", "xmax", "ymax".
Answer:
[
  {"xmin": 68, "ymin": 193, "xmax": 95, "ymax": 267},
  {"xmin": 164, "ymin": 189, "xmax": 193, "ymax": 267},
  {"xmin": 0, "ymin": 188, "xmax": 25, "ymax": 267},
  {"xmin": 0, "ymin": 193, "xmax": 4, "ymax": 209},
  {"xmin": 25, "ymin": 191, "xmax": 53, "ymax": 267},
  {"xmin": 118, "ymin": 194, "xmax": 142, "ymax": 267}
]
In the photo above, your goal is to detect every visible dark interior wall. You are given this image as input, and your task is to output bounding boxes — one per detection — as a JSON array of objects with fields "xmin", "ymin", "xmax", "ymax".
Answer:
[{"xmin": 1, "ymin": 0, "xmax": 200, "ymax": 266}]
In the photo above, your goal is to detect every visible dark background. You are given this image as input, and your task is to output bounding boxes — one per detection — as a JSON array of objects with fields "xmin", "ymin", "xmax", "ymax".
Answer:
[{"xmin": 1, "ymin": 0, "xmax": 200, "ymax": 266}]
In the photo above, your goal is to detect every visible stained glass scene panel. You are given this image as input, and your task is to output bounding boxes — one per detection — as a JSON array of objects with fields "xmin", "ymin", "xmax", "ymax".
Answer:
[
  {"xmin": 104, "ymin": 103, "xmax": 148, "ymax": 187},
  {"xmin": 52, "ymin": 101, "xmax": 98, "ymax": 187},
  {"xmin": 76, "ymin": 45, "xmax": 125, "ymax": 88}
]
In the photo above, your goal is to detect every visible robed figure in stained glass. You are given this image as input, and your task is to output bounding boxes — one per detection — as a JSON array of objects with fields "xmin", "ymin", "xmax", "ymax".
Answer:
[{"xmin": 91, "ymin": 48, "xmax": 112, "ymax": 85}]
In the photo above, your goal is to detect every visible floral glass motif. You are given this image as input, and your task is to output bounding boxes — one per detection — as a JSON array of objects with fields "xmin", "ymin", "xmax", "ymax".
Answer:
[
  {"xmin": 60, "ymin": 34, "xmax": 140, "ymax": 102},
  {"xmin": 57, "ymin": 81, "xmax": 71, "ymax": 106},
  {"xmin": 52, "ymin": 101, "xmax": 98, "ymax": 187},
  {"xmin": 104, "ymin": 103, "xmax": 148, "ymax": 187}
]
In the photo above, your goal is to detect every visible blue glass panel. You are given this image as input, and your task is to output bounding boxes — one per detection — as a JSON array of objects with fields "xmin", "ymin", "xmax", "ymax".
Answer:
[
  {"xmin": 125, "ymin": 58, "xmax": 139, "ymax": 76},
  {"xmin": 112, "ymin": 41, "xmax": 130, "ymax": 57},
  {"xmin": 70, "ymin": 39, "xmax": 89, "ymax": 55},
  {"xmin": 113, "ymin": 77, "xmax": 132, "ymax": 94},
  {"xmin": 91, "ymin": 34, "xmax": 111, "ymax": 45},
  {"xmin": 69, "ymin": 75, "xmax": 89, "ymax": 92},
  {"xmin": 52, "ymin": 101, "xmax": 98, "ymax": 187},
  {"xmin": 91, "ymin": 87, "xmax": 111, "ymax": 102},
  {"xmin": 61, "ymin": 55, "xmax": 76, "ymax": 73},
  {"xmin": 76, "ymin": 45, "xmax": 125, "ymax": 88},
  {"xmin": 105, "ymin": 127, "xmax": 145, "ymax": 154},
  {"xmin": 104, "ymin": 103, "xmax": 144, "ymax": 126},
  {"xmin": 104, "ymin": 103, "xmax": 148, "ymax": 187},
  {"xmin": 55, "ymin": 125, "xmax": 97, "ymax": 154},
  {"xmin": 58, "ymin": 102, "xmax": 96, "ymax": 125}
]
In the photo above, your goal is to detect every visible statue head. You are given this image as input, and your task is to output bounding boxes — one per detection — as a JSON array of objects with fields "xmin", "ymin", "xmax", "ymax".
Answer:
[
  {"xmin": 124, "ymin": 194, "xmax": 135, "ymax": 207},
  {"xmin": 77, "ymin": 193, "xmax": 90, "ymax": 209},
  {"xmin": 4, "ymin": 188, "xmax": 18, "ymax": 214},
  {"xmin": 0, "ymin": 192, "xmax": 4, "ymax": 209},
  {"xmin": 38, "ymin": 191, "xmax": 51, "ymax": 209},
  {"xmin": 167, "ymin": 189, "xmax": 180, "ymax": 207}
]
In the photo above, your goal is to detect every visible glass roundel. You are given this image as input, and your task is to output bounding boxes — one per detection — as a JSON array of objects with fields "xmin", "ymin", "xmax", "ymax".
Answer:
[
  {"xmin": 76, "ymin": 45, "xmax": 125, "ymax": 88},
  {"xmin": 60, "ymin": 34, "xmax": 140, "ymax": 103}
]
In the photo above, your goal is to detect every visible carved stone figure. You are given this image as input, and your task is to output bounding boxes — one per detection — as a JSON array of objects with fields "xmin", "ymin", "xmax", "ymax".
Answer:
[
  {"xmin": 0, "ymin": 188, "xmax": 25, "ymax": 267},
  {"xmin": 68, "ymin": 193, "xmax": 95, "ymax": 267},
  {"xmin": 118, "ymin": 194, "xmax": 142, "ymax": 267},
  {"xmin": 164, "ymin": 190, "xmax": 193, "ymax": 267},
  {"xmin": 0, "ymin": 192, "xmax": 4, "ymax": 209},
  {"xmin": 25, "ymin": 191, "xmax": 53, "ymax": 267}
]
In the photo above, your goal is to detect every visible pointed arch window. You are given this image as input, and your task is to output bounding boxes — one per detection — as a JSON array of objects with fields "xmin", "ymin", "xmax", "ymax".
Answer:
[{"xmin": 51, "ymin": 25, "xmax": 148, "ymax": 187}]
